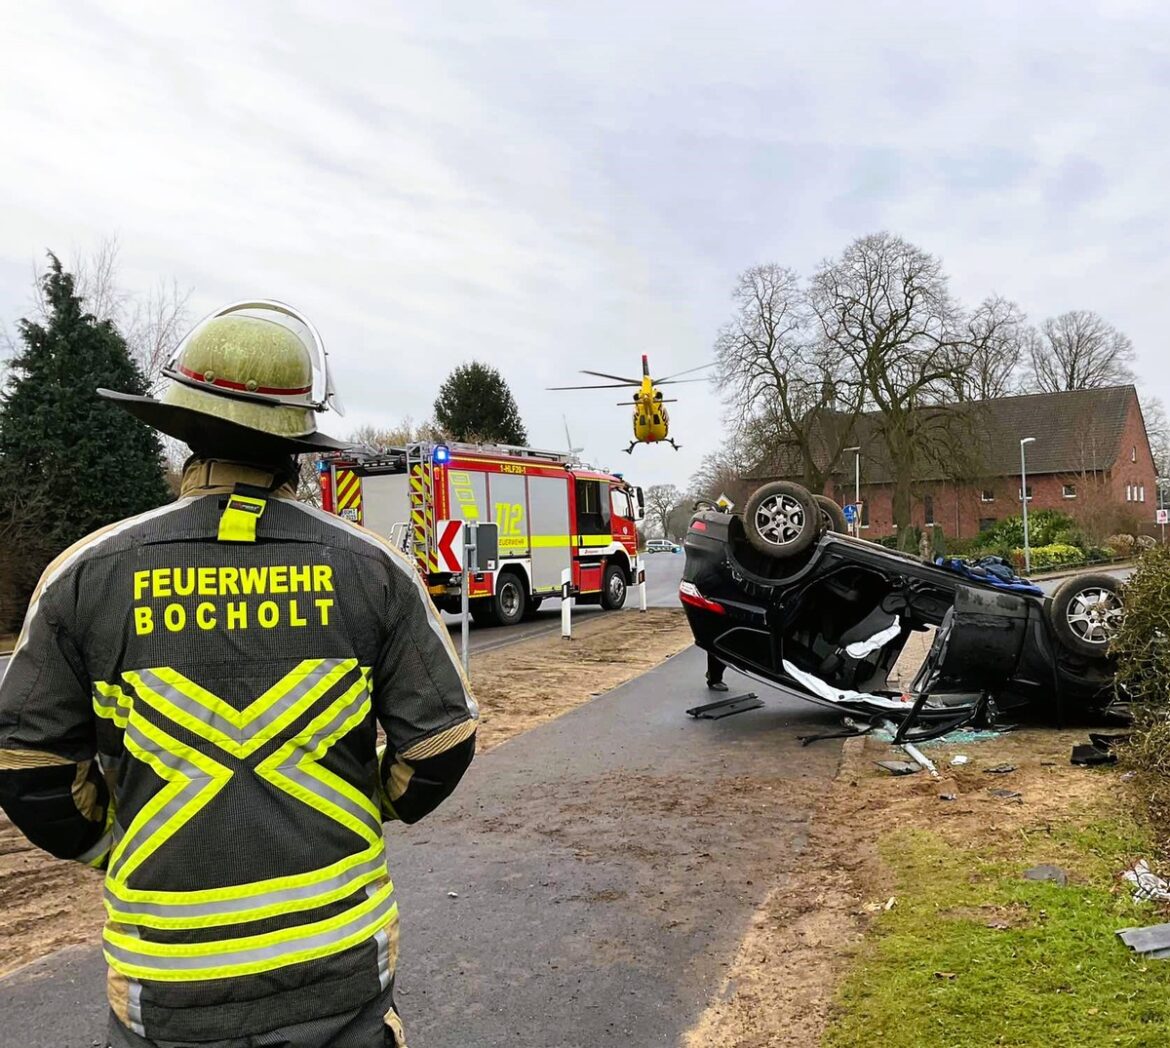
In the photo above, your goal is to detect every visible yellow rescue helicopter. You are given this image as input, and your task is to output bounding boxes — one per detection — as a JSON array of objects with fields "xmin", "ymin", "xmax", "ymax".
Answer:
[{"xmin": 549, "ymin": 354, "xmax": 713, "ymax": 453}]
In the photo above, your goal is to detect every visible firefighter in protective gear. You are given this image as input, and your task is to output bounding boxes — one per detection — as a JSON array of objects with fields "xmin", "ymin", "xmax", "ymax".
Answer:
[{"xmin": 0, "ymin": 301, "xmax": 476, "ymax": 1047}]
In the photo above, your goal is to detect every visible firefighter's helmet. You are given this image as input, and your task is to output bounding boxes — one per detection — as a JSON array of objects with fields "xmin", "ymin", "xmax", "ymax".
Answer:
[{"xmin": 99, "ymin": 301, "xmax": 350, "ymax": 458}]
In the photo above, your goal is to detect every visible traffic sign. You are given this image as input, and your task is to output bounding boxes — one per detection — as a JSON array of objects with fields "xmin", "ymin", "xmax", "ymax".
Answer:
[
  {"xmin": 843, "ymin": 503, "xmax": 858, "ymax": 524},
  {"xmin": 436, "ymin": 519, "xmax": 463, "ymax": 572},
  {"xmin": 1158, "ymin": 509, "xmax": 1169, "ymax": 525},
  {"xmin": 716, "ymin": 493, "xmax": 735, "ymax": 511}
]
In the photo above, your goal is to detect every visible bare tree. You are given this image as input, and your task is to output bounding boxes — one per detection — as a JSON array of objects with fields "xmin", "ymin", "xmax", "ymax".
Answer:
[
  {"xmin": 348, "ymin": 417, "xmax": 446, "ymax": 452},
  {"xmin": 944, "ymin": 296, "xmax": 1028, "ymax": 401},
  {"xmin": 690, "ymin": 427, "xmax": 758, "ymax": 505},
  {"xmin": 810, "ymin": 232, "xmax": 976, "ymax": 543},
  {"xmin": 714, "ymin": 264, "xmax": 862, "ymax": 492},
  {"xmin": 644, "ymin": 484, "xmax": 680, "ymax": 538},
  {"xmin": 1027, "ymin": 310, "xmax": 1136, "ymax": 392}
]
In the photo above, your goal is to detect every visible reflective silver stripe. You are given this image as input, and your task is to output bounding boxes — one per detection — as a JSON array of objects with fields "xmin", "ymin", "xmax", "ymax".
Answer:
[
  {"xmin": 106, "ymin": 850, "xmax": 387, "ymax": 920},
  {"xmin": 104, "ymin": 889, "xmax": 396, "ymax": 972},
  {"xmin": 108, "ymin": 721, "xmax": 227, "ymax": 882},
  {"xmin": 127, "ymin": 979, "xmax": 145, "ymax": 1037},
  {"xmin": 77, "ymin": 831, "xmax": 112, "ymax": 866},
  {"xmin": 134, "ymin": 660, "xmax": 356, "ymax": 743},
  {"xmin": 371, "ymin": 883, "xmax": 392, "ymax": 991}
]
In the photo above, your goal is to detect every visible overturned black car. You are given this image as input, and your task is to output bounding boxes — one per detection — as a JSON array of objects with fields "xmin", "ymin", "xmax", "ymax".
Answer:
[{"xmin": 680, "ymin": 481, "xmax": 1125, "ymax": 743}]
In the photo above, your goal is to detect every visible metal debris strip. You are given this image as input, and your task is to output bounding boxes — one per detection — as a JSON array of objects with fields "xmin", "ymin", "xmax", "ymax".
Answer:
[
  {"xmin": 1117, "ymin": 923, "xmax": 1170, "ymax": 960},
  {"xmin": 685, "ymin": 693, "xmax": 764, "ymax": 720},
  {"xmin": 874, "ymin": 760, "xmax": 921, "ymax": 776},
  {"xmin": 1122, "ymin": 860, "xmax": 1170, "ymax": 904}
]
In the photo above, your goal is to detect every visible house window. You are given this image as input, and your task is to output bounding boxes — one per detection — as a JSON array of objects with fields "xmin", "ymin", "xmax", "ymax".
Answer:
[
  {"xmin": 923, "ymin": 494, "xmax": 935, "ymax": 526},
  {"xmin": 1019, "ymin": 485, "xmax": 1033, "ymax": 501},
  {"xmin": 1062, "ymin": 484, "xmax": 1077, "ymax": 499},
  {"xmin": 1133, "ymin": 446, "xmax": 1138, "ymax": 463},
  {"xmin": 1141, "ymin": 485, "xmax": 1146, "ymax": 503},
  {"xmin": 1126, "ymin": 484, "xmax": 1133, "ymax": 502},
  {"xmin": 980, "ymin": 489, "xmax": 995, "ymax": 502},
  {"xmin": 979, "ymin": 517, "xmax": 997, "ymax": 532},
  {"xmin": 861, "ymin": 500, "xmax": 870, "ymax": 528}
]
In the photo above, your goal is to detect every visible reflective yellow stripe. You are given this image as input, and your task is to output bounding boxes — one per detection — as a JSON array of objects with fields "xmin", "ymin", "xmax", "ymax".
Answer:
[
  {"xmin": 575, "ymin": 535, "xmax": 613, "ymax": 547},
  {"xmin": 94, "ymin": 661, "xmax": 390, "ymax": 974},
  {"xmin": 110, "ymin": 714, "xmax": 233, "ymax": 884},
  {"xmin": 529, "ymin": 535, "xmax": 571, "ymax": 549},
  {"xmin": 105, "ymin": 888, "xmax": 397, "ymax": 981}
]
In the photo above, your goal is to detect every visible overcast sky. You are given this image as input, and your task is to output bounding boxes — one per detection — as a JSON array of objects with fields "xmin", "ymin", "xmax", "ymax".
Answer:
[{"xmin": 3, "ymin": 1, "xmax": 1169, "ymax": 489}]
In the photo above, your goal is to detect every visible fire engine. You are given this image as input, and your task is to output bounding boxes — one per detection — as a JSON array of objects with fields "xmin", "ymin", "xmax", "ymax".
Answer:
[{"xmin": 317, "ymin": 441, "xmax": 646, "ymax": 626}]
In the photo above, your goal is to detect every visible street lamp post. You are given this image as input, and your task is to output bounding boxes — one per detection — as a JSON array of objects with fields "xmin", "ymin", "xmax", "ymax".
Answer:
[
  {"xmin": 1020, "ymin": 437, "xmax": 1036, "ymax": 575},
  {"xmin": 844, "ymin": 445, "xmax": 861, "ymax": 535}
]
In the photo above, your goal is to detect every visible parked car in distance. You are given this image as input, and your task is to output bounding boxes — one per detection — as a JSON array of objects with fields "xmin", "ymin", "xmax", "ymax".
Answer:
[
  {"xmin": 646, "ymin": 538, "xmax": 682, "ymax": 554},
  {"xmin": 680, "ymin": 480, "xmax": 1124, "ymax": 741}
]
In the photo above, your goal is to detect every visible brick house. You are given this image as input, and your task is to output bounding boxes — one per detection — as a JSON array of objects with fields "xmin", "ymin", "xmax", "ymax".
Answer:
[{"xmin": 746, "ymin": 385, "xmax": 1157, "ymax": 541}]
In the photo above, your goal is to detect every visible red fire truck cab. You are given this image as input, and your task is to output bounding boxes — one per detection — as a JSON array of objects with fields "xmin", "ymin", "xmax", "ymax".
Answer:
[{"xmin": 318, "ymin": 441, "xmax": 646, "ymax": 626}]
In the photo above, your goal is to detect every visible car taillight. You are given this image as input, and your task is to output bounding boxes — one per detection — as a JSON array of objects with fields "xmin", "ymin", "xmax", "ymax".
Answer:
[
  {"xmin": 679, "ymin": 581, "xmax": 725, "ymax": 614},
  {"xmin": 690, "ymin": 519, "xmax": 708, "ymax": 532}
]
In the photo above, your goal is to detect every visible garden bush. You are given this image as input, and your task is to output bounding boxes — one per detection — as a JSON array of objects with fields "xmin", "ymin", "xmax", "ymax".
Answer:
[
  {"xmin": 1107, "ymin": 533, "xmax": 1137, "ymax": 557},
  {"xmin": 1113, "ymin": 547, "xmax": 1170, "ymax": 840},
  {"xmin": 1012, "ymin": 543, "xmax": 1086, "ymax": 571}
]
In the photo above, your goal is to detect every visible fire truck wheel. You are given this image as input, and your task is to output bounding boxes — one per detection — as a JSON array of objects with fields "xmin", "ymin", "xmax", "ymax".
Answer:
[
  {"xmin": 476, "ymin": 571, "xmax": 527, "ymax": 627},
  {"xmin": 600, "ymin": 563, "xmax": 628, "ymax": 611}
]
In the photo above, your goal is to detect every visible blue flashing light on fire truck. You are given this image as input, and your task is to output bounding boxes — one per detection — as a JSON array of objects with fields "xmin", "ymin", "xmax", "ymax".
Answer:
[{"xmin": 318, "ymin": 441, "xmax": 646, "ymax": 627}]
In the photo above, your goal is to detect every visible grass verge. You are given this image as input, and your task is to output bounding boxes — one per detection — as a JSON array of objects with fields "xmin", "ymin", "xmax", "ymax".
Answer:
[{"xmin": 825, "ymin": 766, "xmax": 1170, "ymax": 1047}]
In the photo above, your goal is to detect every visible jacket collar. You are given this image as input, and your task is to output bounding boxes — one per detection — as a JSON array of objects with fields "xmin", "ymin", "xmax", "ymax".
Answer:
[{"xmin": 179, "ymin": 458, "xmax": 298, "ymax": 499}]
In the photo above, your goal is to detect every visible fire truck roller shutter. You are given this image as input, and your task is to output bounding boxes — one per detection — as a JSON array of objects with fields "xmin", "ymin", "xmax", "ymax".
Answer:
[
  {"xmin": 361, "ymin": 473, "xmax": 411, "ymax": 540},
  {"xmin": 528, "ymin": 474, "xmax": 572, "ymax": 593},
  {"xmin": 488, "ymin": 472, "xmax": 529, "ymax": 556}
]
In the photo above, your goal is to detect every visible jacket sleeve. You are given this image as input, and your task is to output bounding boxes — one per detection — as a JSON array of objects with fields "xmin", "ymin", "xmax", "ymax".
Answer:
[
  {"xmin": 372, "ymin": 554, "xmax": 477, "ymax": 825},
  {"xmin": 0, "ymin": 572, "xmax": 112, "ymax": 868}
]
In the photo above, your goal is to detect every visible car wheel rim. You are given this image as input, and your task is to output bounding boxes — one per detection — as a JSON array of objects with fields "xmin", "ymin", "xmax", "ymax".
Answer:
[
  {"xmin": 500, "ymin": 581, "xmax": 521, "ymax": 618},
  {"xmin": 755, "ymin": 493, "xmax": 806, "ymax": 547},
  {"xmin": 1065, "ymin": 587, "xmax": 1123, "ymax": 646},
  {"xmin": 609, "ymin": 574, "xmax": 625, "ymax": 603}
]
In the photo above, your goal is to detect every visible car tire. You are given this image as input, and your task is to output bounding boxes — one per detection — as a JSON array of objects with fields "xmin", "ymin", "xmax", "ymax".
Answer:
[
  {"xmin": 813, "ymin": 495, "xmax": 848, "ymax": 534},
  {"xmin": 473, "ymin": 571, "xmax": 527, "ymax": 627},
  {"xmin": 743, "ymin": 481, "xmax": 820, "ymax": 560},
  {"xmin": 600, "ymin": 563, "xmax": 628, "ymax": 610},
  {"xmin": 1047, "ymin": 572, "xmax": 1124, "ymax": 659}
]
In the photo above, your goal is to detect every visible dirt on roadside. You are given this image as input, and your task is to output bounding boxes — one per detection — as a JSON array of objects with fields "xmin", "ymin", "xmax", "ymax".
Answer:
[
  {"xmin": 471, "ymin": 608, "xmax": 694, "ymax": 751},
  {"xmin": 681, "ymin": 726, "xmax": 1127, "ymax": 1048},
  {"xmin": 0, "ymin": 609, "xmax": 694, "ymax": 979}
]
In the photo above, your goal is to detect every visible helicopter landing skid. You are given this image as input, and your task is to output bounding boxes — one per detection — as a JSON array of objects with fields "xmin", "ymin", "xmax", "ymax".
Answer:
[{"xmin": 625, "ymin": 438, "xmax": 683, "ymax": 453}]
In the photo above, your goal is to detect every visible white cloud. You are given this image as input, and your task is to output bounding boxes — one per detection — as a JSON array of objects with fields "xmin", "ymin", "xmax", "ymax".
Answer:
[{"xmin": 2, "ymin": 1, "xmax": 1170, "ymax": 487}]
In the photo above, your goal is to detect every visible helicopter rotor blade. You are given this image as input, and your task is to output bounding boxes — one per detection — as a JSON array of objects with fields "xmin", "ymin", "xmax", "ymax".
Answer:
[
  {"xmin": 548, "ymin": 382, "xmax": 639, "ymax": 390},
  {"xmin": 579, "ymin": 369, "xmax": 642, "ymax": 384},
  {"xmin": 656, "ymin": 377, "xmax": 712, "ymax": 386},
  {"xmin": 655, "ymin": 361, "xmax": 716, "ymax": 383}
]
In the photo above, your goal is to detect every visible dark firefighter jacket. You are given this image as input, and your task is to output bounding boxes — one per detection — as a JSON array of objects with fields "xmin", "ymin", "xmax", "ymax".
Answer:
[{"xmin": 0, "ymin": 459, "xmax": 477, "ymax": 1043}]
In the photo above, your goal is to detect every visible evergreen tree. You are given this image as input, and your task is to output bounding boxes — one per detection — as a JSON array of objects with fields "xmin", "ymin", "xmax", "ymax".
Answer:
[
  {"xmin": 0, "ymin": 256, "xmax": 170, "ymax": 598},
  {"xmin": 433, "ymin": 361, "xmax": 528, "ymax": 445}
]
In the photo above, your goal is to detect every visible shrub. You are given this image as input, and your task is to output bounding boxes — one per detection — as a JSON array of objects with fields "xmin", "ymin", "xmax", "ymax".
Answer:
[
  {"xmin": 1013, "ymin": 543, "xmax": 1086, "ymax": 570},
  {"xmin": 1114, "ymin": 547, "xmax": 1170, "ymax": 839},
  {"xmin": 1107, "ymin": 534, "xmax": 1137, "ymax": 557}
]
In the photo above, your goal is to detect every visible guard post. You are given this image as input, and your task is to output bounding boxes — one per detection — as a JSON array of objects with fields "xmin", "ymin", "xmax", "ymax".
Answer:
[
  {"xmin": 459, "ymin": 521, "xmax": 499, "ymax": 675},
  {"xmin": 561, "ymin": 568, "xmax": 573, "ymax": 639}
]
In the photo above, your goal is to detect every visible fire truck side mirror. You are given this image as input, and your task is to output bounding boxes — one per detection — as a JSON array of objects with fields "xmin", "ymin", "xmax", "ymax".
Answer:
[{"xmin": 633, "ymin": 487, "xmax": 646, "ymax": 522}]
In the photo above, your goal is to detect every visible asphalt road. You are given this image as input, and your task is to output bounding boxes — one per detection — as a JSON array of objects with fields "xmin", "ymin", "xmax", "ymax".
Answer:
[
  {"xmin": 0, "ymin": 555, "xmax": 684, "ymax": 677},
  {"xmin": 0, "ymin": 646, "xmax": 842, "ymax": 1048}
]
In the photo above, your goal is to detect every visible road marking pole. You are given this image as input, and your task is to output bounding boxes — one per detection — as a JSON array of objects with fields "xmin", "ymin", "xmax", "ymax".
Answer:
[
  {"xmin": 638, "ymin": 567, "xmax": 647, "ymax": 612},
  {"xmin": 561, "ymin": 568, "xmax": 573, "ymax": 640},
  {"xmin": 461, "ymin": 529, "xmax": 471, "ymax": 675}
]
